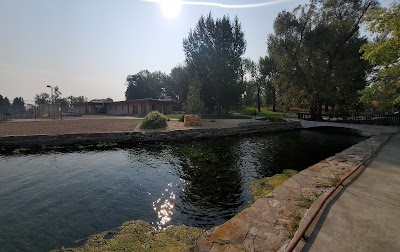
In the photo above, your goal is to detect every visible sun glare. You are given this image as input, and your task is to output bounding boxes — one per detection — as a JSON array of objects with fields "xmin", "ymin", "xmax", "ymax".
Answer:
[{"xmin": 160, "ymin": 0, "xmax": 182, "ymax": 18}]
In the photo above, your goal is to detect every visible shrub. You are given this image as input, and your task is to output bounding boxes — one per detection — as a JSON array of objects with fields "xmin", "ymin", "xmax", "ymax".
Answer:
[
  {"xmin": 179, "ymin": 114, "xmax": 185, "ymax": 122},
  {"xmin": 140, "ymin": 111, "xmax": 168, "ymax": 129},
  {"xmin": 183, "ymin": 85, "xmax": 205, "ymax": 114}
]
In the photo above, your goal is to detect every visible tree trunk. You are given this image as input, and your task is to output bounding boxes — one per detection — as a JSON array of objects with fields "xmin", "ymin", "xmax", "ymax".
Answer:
[
  {"xmin": 331, "ymin": 104, "xmax": 335, "ymax": 113},
  {"xmin": 325, "ymin": 104, "xmax": 329, "ymax": 113},
  {"xmin": 309, "ymin": 102, "xmax": 323, "ymax": 121},
  {"xmin": 216, "ymin": 97, "xmax": 221, "ymax": 115},
  {"xmin": 272, "ymin": 87, "xmax": 276, "ymax": 112},
  {"xmin": 257, "ymin": 87, "xmax": 261, "ymax": 112}
]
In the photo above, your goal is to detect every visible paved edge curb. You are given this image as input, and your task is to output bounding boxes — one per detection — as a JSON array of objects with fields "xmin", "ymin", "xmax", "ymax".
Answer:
[{"xmin": 189, "ymin": 133, "xmax": 393, "ymax": 252}]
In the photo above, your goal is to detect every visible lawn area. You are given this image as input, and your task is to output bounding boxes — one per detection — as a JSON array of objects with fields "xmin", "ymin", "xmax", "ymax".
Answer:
[
  {"xmin": 201, "ymin": 114, "xmax": 250, "ymax": 119},
  {"xmin": 167, "ymin": 113, "xmax": 250, "ymax": 120},
  {"xmin": 165, "ymin": 107, "xmax": 285, "ymax": 121},
  {"xmin": 234, "ymin": 106, "xmax": 285, "ymax": 122},
  {"xmin": 166, "ymin": 114, "xmax": 183, "ymax": 120}
]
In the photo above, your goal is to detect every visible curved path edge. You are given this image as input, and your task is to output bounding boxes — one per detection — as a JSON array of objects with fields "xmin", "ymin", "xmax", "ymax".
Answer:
[
  {"xmin": 188, "ymin": 133, "xmax": 393, "ymax": 252},
  {"xmin": 0, "ymin": 122, "xmax": 300, "ymax": 150}
]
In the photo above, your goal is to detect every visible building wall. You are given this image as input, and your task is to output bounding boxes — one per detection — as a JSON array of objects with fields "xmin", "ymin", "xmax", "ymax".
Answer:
[
  {"xmin": 74, "ymin": 104, "xmax": 94, "ymax": 114},
  {"xmin": 106, "ymin": 104, "xmax": 126, "ymax": 115},
  {"xmin": 74, "ymin": 100, "xmax": 176, "ymax": 116}
]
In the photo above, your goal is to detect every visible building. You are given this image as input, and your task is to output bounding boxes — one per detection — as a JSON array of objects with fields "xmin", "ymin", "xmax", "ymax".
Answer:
[{"xmin": 73, "ymin": 98, "xmax": 177, "ymax": 116}]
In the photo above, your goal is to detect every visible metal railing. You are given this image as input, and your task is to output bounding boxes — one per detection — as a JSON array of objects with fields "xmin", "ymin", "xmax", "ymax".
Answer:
[
  {"xmin": 296, "ymin": 113, "xmax": 400, "ymax": 127},
  {"xmin": 1, "ymin": 105, "xmax": 82, "ymax": 121}
]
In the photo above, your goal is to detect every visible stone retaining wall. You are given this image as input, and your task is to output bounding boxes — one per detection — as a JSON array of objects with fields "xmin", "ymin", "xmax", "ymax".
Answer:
[
  {"xmin": 189, "ymin": 133, "xmax": 392, "ymax": 252},
  {"xmin": 0, "ymin": 122, "xmax": 301, "ymax": 149}
]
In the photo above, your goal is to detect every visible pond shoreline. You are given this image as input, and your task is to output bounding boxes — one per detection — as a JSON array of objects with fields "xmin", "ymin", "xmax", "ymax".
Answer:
[
  {"xmin": 50, "ymin": 132, "xmax": 393, "ymax": 252},
  {"xmin": 0, "ymin": 121, "xmax": 300, "ymax": 153},
  {"xmin": 189, "ymin": 133, "xmax": 393, "ymax": 252}
]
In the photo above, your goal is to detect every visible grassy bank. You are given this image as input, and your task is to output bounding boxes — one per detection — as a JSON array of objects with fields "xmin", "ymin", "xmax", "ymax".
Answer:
[
  {"xmin": 249, "ymin": 169, "xmax": 299, "ymax": 202},
  {"xmin": 166, "ymin": 106, "xmax": 285, "ymax": 121},
  {"xmin": 52, "ymin": 221, "xmax": 206, "ymax": 252}
]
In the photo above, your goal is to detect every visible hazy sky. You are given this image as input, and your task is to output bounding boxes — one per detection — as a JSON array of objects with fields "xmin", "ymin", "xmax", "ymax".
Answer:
[{"xmin": 0, "ymin": 0, "xmax": 393, "ymax": 103}]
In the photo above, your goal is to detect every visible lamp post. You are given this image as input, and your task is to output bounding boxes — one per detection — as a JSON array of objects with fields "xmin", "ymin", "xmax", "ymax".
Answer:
[{"xmin": 46, "ymin": 85, "xmax": 54, "ymax": 119}]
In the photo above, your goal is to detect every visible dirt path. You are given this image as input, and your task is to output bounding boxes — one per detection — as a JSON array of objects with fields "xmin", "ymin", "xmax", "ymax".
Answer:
[
  {"xmin": 0, "ymin": 118, "xmax": 141, "ymax": 136},
  {"xmin": 0, "ymin": 117, "xmax": 251, "ymax": 137}
]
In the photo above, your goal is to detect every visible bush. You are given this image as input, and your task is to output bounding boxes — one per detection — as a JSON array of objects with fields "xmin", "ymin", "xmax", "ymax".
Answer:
[
  {"xmin": 179, "ymin": 114, "xmax": 185, "ymax": 122},
  {"xmin": 140, "ymin": 111, "xmax": 168, "ymax": 129}
]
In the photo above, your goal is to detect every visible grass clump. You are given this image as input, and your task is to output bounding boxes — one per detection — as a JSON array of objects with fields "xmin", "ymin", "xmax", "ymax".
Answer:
[
  {"xmin": 249, "ymin": 169, "xmax": 299, "ymax": 201},
  {"xmin": 11, "ymin": 147, "xmax": 30, "ymax": 155},
  {"xmin": 140, "ymin": 111, "xmax": 168, "ymax": 129},
  {"xmin": 288, "ymin": 212, "xmax": 302, "ymax": 239},
  {"xmin": 297, "ymin": 196, "xmax": 315, "ymax": 209},
  {"xmin": 329, "ymin": 175, "xmax": 342, "ymax": 186},
  {"xmin": 52, "ymin": 220, "xmax": 205, "ymax": 252}
]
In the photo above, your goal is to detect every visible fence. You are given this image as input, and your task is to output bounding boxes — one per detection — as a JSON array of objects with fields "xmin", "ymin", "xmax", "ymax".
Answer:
[
  {"xmin": 1, "ymin": 104, "xmax": 82, "ymax": 121},
  {"xmin": 295, "ymin": 113, "xmax": 400, "ymax": 127}
]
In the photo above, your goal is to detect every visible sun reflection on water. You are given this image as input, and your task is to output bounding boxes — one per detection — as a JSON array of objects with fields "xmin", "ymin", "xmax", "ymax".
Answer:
[{"xmin": 152, "ymin": 182, "xmax": 176, "ymax": 229}]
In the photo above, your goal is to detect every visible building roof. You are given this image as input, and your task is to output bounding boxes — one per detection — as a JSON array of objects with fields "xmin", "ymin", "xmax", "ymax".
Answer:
[{"xmin": 73, "ymin": 97, "xmax": 176, "ymax": 106}]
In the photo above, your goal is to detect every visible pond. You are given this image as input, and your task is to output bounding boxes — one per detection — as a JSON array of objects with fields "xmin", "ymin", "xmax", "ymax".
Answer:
[{"xmin": 0, "ymin": 127, "xmax": 366, "ymax": 251}]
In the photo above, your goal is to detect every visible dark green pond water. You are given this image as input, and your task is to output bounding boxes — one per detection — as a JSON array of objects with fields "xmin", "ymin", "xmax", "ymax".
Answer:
[{"xmin": 0, "ymin": 128, "xmax": 366, "ymax": 251}]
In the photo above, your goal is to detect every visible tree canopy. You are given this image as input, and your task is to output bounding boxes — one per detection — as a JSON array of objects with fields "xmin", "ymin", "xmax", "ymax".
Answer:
[
  {"xmin": 125, "ymin": 70, "xmax": 169, "ymax": 100},
  {"xmin": 183, "ymin": 84, "xmax": 205, "ymax": 114},
  {"xmin": 68, "ymin": 96, "xmax": 88, "ymax": 104},
  {"xmin": 268, "ymin": 0, "xmax": 377, "ymax": 118},
  {"xmin": 183, "ymin": 13, "xmax": 246, "ymax": 114},
  {"xmin": 360, "ymin": 2, "xmax": 400, "ymax": 110},
  {"xmin": 35, "ymin": 93, "xmax": 51, "ymax": 104}
]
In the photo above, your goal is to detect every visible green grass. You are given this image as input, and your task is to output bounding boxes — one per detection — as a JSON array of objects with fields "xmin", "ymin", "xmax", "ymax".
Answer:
[
  {"xmin": 288, "ymin": 212, "xmax": 302, "ymax": 238},
  {"xmin": 163, "ymin": 106, "xmax": 286, "ymax": 121},
  {"xmin": 52, "ymin": 220, "xmax": 205, "ymax": 252},
  {"xmin": 236, "ymin": 106, "xmax": 284, "ymax": 118},
  {"xmin": 166, "ymin": 114, "xmax": 183, "ymax": 120},
  {"xmin": 249, "ymin": 169, "xmax": 299, "ymax": 202},
  {"xmin": 240, "ymin": 106, "xmax": 286, "ymax": 122},
  {"xmin": 201, "ymin": 114, "xmax": 251, "ymax": 119}
]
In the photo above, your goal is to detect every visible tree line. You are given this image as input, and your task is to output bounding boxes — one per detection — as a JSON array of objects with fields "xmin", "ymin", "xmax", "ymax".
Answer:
[
  {"xmin": 125, "ymin": 0, "xmax": 399, "ymax": 117},
  {"xmin": 34, "ymin": 86, "xmax": 113, "ymax": 107},
  {"xmin": 0, "ymin": 95, "xmax": 26, "ymax": 115}
]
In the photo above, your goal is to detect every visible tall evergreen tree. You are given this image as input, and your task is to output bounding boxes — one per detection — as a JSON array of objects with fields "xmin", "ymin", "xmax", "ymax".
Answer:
[{"xmin": 183, "ymin": 13, "xmax": 246, "ymax": 114}]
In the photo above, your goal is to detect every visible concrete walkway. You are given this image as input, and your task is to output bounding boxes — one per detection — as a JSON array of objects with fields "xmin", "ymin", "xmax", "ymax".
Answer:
[{"xmin": 301, "ymin": 133, "xmax": 400, "ymax": 252}]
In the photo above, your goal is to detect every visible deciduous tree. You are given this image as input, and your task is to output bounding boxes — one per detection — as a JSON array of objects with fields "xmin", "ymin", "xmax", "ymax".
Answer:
[
  {"xmin": 168, "ymin": 65, "xmax": 191, "ymax": 104},
  {"xmin": 360, "ymin": 2, "xmax": 400, "ymax": 110},
  {"xmin": 268, "ymin": 0, "xmax": 377, "ymax": 119},
  {"xmin": 35, "ymin": 93, "xmax": 51, "ymax": 104},
  {"xmin": 125, "ymin": 70, "xmax": 167, "ymax": 100}
]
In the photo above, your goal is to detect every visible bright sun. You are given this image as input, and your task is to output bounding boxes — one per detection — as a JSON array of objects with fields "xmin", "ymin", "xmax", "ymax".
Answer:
[{"xmin": 160, "ymin": 0, "xmax": 182, "ymax": 18}]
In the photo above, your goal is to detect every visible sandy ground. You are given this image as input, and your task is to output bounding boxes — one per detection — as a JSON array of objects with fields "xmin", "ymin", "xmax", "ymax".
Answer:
[{"xmin": 0, "ymin": 116, "xmax": 251, "ymax": 137}]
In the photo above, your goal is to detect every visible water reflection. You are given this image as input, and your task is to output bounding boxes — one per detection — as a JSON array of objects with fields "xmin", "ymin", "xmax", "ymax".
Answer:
[
  {"xmin": 0, "ymin": 128, "xmax": 367, "ymax": 251},
  {"xmin": 152, "ymin": 183, "xmax": 176, "ymax": 229}
]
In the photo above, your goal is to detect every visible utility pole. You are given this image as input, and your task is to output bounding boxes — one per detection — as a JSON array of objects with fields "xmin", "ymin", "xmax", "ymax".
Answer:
[{"xmin": 46, "ymin": 85, "xmax": 54, "ymax": 119}]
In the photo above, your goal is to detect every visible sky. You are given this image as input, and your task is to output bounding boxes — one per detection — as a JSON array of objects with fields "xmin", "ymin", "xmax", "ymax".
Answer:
[{"xmin": 0, "ymin": 0, "xmax": 394, "ymax": 103}]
